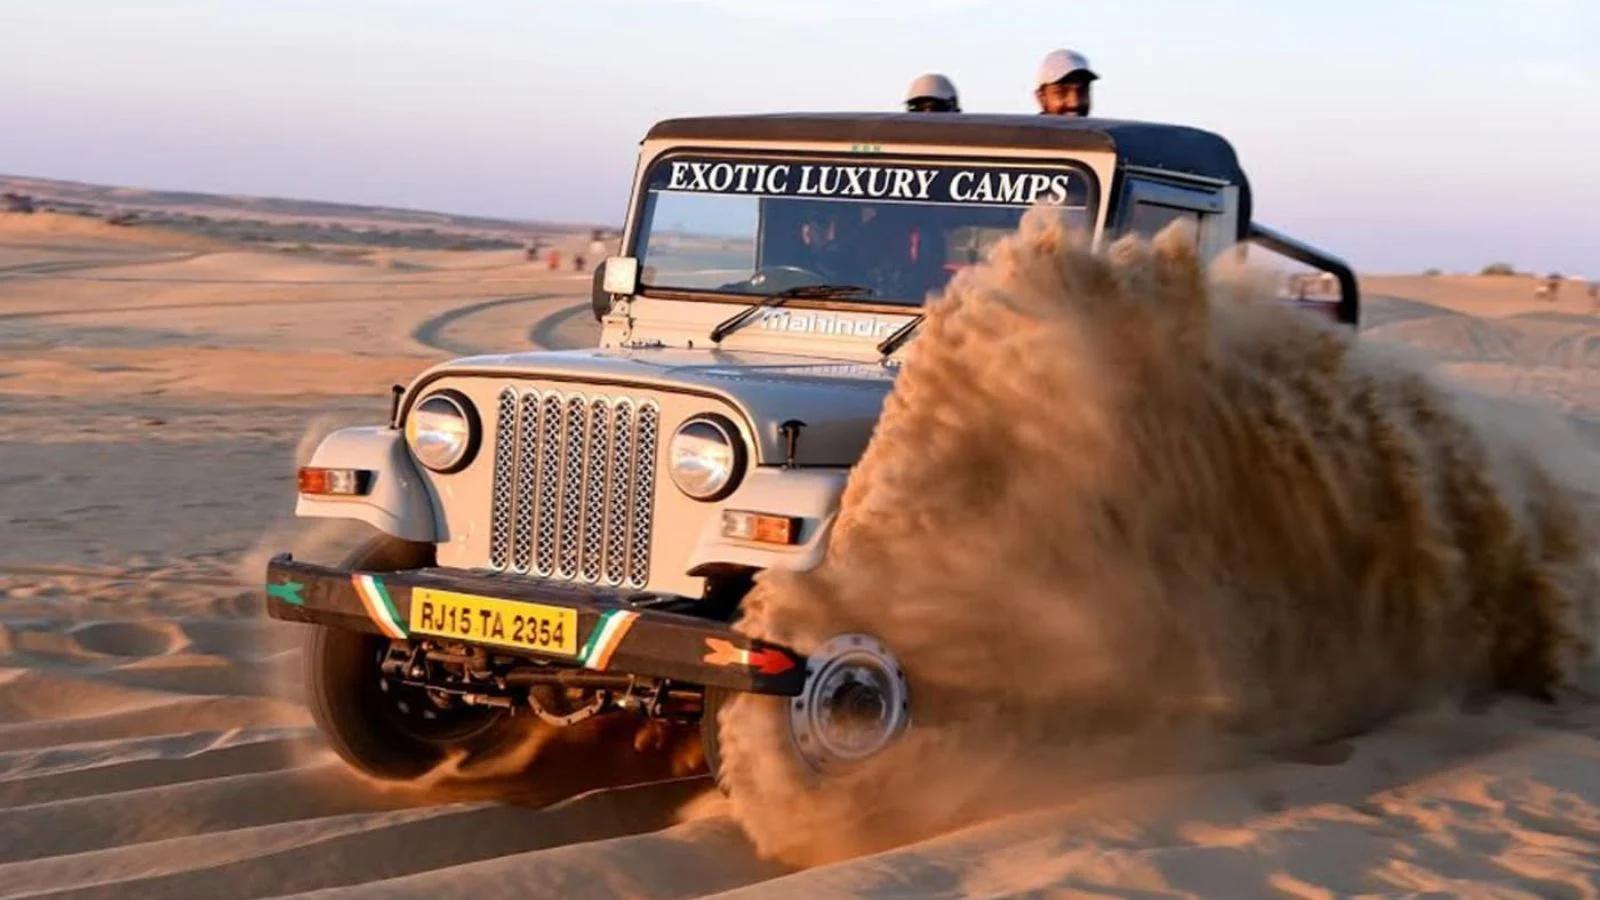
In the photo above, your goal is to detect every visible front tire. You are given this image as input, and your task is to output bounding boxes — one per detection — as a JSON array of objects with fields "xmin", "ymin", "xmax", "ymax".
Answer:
[
  {"xmin": 700, "ymin": 685, "xmax": 730, "ymax": 787},
  {"xmin": 304, "ymin": 536, "xmax": 516, "ymax": 780},
  {"xmin": 714, "ymin": 634, "xmax": 913, "ymax": 864}
]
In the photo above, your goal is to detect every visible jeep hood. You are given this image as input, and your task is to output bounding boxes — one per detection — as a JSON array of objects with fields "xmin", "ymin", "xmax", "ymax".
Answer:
[{"xmin": 413, "ymin": 348, "xmax": 897, "ymax": 466}]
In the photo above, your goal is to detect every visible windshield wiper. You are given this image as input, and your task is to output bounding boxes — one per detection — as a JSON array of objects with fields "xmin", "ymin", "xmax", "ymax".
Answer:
[
  {"xmin": 876, "ymin": 313, "xmax": 925, "ymax": 358},
  {"xmin": 710, "ymin": 284, "xmax": 872, "ymax": 343}
]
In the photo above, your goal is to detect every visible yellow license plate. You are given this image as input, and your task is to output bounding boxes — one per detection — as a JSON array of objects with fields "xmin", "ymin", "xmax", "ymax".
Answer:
[{"xmin": 408, "ymin": 587, "xmax": 578, "ymax": 656}]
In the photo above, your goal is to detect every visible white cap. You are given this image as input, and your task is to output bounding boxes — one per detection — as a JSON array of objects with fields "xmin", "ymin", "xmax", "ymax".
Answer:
[
  {"xmin": 1036, "ymin": 49, "xmax": 1098, "ymax": 87},
  {"xmin": 905, "ymin": 73, "xmax": 959, "ymax": 104}
]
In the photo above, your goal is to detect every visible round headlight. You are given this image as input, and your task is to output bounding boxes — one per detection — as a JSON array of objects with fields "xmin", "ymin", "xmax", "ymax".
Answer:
[
  {"xmin": 405, "ymin": 390, "xmax": 480, "ymax": 473},
  {"xmin": 668, "ymin": 415, "xmax": 746, "ymax": 501}
]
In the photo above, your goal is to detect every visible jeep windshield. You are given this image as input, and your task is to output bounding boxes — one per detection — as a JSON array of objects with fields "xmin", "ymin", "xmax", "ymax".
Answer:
[{"xmin": 633, "ymin": 154, "xmax": 1096, "ymax": 307}]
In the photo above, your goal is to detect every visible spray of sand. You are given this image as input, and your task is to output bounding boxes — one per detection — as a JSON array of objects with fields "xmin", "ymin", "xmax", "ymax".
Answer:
[
  {"xmin": 234, "ymin": 413, "xmax": 371, "ymax": 588},
  {"xmin": 718, "ymin": 211, "xmax": 1600, "ymax": 865}
]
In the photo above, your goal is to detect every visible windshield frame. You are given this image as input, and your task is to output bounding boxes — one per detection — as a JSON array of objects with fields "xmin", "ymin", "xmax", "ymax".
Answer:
[{"xmin": 625, "ymin": 147, "xmax": 1102, "ymax": 314}]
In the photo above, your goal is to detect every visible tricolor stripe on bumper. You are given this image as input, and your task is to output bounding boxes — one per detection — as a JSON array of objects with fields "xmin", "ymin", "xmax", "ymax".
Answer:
[
  {"xmin": 579, "ymin": 610, "xmax": 639, "ymax": 670},
  {"xmin": 351, "ymin": 573, "xmax": 406, "ymax": 639}
]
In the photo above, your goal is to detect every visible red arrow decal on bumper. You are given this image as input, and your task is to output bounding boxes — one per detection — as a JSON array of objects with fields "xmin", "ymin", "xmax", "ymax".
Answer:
[{"xmin": 703, "ymin": 637, "xmax": 797, "ymax": 675}]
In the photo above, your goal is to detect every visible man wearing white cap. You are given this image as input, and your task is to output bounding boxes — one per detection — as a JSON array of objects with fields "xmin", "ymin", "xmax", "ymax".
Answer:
[
  {"xmin": 1035, "ymin": 49, "xmax": 1097, "ymax": 116},
  {"xmin": 904, "ymin": 73, "xmax": 960, "ymax": 113}
]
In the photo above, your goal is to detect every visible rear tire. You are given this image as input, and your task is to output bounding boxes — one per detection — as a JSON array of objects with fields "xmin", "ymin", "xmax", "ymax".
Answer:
[
  {"xmin": 304, "ymin": 536, "xmax": 517, "ymax": 780},
  {"xmin": 700, "ymin": 686, "xmax": 730, "ymax": 788}
]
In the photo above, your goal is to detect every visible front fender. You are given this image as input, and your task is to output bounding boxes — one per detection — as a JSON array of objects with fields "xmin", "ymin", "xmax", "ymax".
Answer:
[
  {"xmin": 295, "ymin": 426, "xmax": 438, "ymax": 542},
  {"xmin": 687, "ymin": 467, "xmax": 848, "ymax": 574}
]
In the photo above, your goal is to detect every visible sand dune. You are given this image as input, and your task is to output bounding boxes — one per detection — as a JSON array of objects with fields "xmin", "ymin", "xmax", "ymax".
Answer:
[
  {"xmin": 2, "ymin": 214, "xmax": 1599, "ymax": 896},
  {"xmin": 0, "ymin": 212, "xmax": 219, "ymax": 254}
]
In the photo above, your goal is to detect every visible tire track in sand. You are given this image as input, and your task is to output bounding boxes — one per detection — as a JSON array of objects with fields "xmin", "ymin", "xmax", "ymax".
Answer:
[
  {"xmin": 0, "ymin": 260, "xmax": 743, "ymax": 896},
  {"xmin": 0, "ymin": 251, "xmax": 207, "ymax": 281},
  {"xmin": 411, "ymin": 292, "xmax": 596, "ymax": 356}
]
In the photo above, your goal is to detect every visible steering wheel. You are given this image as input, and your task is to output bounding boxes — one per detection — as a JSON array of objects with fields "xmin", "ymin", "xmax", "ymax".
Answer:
[{"xmin": 720, "ymin": 265, "xmax": 827, "ymax": 294}]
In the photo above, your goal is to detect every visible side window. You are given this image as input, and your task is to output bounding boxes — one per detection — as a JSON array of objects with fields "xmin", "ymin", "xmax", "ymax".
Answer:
[
  {"xmin": 1117, "ymin": 176, "xmax": 1227, "ymax": 256},
  {"xmin": 1127, "ymin": 203, "xmax": 1200, "ymax": 239}
]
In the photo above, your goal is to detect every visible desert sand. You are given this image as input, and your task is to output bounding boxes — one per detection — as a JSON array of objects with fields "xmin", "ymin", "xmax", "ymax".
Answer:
[{"xmin": 2, "ymin": 212, "xmax": 1598, "ymax": 897}]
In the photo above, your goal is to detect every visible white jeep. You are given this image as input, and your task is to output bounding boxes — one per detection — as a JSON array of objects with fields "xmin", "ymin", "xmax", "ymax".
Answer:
[{"xmin": 266, "ymin": 113, "xmax": 1358, "ymax": 779}]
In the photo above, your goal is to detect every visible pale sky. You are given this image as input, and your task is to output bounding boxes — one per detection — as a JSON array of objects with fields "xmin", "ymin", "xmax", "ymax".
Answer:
[{"xmin": 3, "ymin": 0, "xmax": 1596, "ymax": 274}]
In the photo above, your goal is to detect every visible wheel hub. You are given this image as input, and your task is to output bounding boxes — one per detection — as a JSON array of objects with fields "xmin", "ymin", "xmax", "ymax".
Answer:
[{"xmin": 789, "ymin": 633, "xmax": 910, "ymax": 771}]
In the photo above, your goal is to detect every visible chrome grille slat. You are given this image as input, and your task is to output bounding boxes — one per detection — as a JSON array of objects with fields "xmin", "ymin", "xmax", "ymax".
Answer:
[
  {"xmin": 603, "ymin": 402, "xmax": 633, "ymax": 586},
  {"xmin": 509, "ymin": 391, "xmax": 541, "ymax": 572},
  {"xmin": 556, "ymin": 395, "xmax": 588, "ymax": 580},
  {"xmin": 535, "ymin": 394, "xmax": 561, "ymax": 576},
  {"xmin": 580, "ymin": 398, "xmax": 610, "ymax": 583},
  {"xmin": 486, "ymin": 388, "xmax": 518, "ymax": 570},
  {"xmin": 629, "ymin": 404, "xmax": 659, "ymax": 589}
]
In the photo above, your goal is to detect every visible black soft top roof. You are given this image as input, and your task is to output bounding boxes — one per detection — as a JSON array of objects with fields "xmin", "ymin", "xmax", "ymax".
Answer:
[{"xmin": 645, "ymin": 113, "xmax": 1248, "ymax": 187}]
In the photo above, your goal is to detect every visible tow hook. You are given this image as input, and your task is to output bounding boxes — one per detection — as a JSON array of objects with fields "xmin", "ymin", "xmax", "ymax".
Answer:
[{"xmin": 526, "ymin": 690, "xmax": 611, "ymax": 727}]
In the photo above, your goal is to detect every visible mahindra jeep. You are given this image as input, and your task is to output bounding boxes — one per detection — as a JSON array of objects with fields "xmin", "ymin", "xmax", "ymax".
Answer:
[{"xmin": 266, "ymin": 113, "xmax": 1359, "ymax": 780}]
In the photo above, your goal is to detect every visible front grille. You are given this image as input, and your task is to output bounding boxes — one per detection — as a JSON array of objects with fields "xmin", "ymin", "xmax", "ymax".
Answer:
[{"xmin": 486, "ymin": 388, "xmax": 659, "ymax": 588}]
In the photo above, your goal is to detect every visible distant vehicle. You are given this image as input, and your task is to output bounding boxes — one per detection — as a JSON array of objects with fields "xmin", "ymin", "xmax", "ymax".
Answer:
[
  {"xmin": 1536, "ymin": 273, "xmax": 1563, "ymax": 301},
  {"xmin": 266, "ymin": 113, "xmax": 1360, "ymax": 782},
  {"xmin": 1, "ymin": 192, "xmax": 35, "ymax": 214},
  {"xmin": 1287, "ymin": 271, "xmax": 1340, "ymax": 302}
]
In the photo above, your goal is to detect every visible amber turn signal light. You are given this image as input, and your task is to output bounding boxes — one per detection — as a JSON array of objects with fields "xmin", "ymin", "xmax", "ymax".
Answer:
[
  {"xmin": 298, "ymin": 467, "xmax": 373, "ymax": 496},
  {"xmin": 721, "ymin": 510, "xmax": 801, "ymax": 545}
]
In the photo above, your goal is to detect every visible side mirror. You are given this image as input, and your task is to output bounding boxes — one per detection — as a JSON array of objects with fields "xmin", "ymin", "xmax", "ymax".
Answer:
[
  {"xmin": 1247, "ymin": 223, "xmax": 1360, "ymax": 327},
  {"xmin": 592, "ymin": 256, "xmax": 639, "ymax": 321},
  {"xmin": 602, "ymin": 256, "xmax": 639, "ymax": 295},
  {"xmin": 591, "ymin": 262, "xmax": 609, "ymax": 321}
]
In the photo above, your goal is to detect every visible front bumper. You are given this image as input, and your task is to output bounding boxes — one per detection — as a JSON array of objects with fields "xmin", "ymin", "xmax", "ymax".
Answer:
[{"xmin": 265, "ymin": 554, "xmax": 805, "ymax": 696}]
